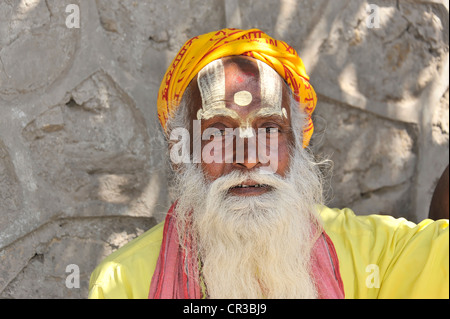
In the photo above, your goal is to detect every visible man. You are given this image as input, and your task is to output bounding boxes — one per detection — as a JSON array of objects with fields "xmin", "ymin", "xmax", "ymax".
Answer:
[
  {"xmin": 429, "ymin": 165, "xmax": 449, "ymax": 220},
  {"xmin": 88, "ymin": 28, "xmax": 449, "ymax": 299}
]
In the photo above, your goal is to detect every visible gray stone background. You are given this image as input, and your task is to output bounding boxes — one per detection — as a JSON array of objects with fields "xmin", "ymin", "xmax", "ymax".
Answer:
[{"xmin": 0, "ymin": 0, "xmax": 448, "ymax": 298}]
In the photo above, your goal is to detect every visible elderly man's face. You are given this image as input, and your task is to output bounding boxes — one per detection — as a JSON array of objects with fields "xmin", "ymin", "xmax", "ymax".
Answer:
[{"xmin": 186, "ymin": 56, "xmax": 294, "ymax": 195}]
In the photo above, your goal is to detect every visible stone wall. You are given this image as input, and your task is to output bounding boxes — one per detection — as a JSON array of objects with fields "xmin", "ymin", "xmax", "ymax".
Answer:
[{"xmin": 0, "ymin": 0, "xmax": 448, "ymax": 298}]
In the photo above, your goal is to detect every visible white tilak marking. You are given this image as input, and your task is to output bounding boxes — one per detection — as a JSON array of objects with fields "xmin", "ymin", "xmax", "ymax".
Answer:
[
  {"xmin": 239, "ymin": 126, "xmax": 254, "ymax": 138},
  {"xmin": 256, "ymin": 60, "xmax": 287, "ymax": 119},
  {"xmin": 197, "ymin": 59, "xmax": 226, "ymax": 120},
  {"xmin": 196, "ymin": 58, "xmax": 287, "ymax": 129}
]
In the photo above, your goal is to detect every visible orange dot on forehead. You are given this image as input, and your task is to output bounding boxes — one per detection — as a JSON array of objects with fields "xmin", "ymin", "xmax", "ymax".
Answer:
[
  {"xmin": 236, "ymin": 71, "xmax": 257, "ymax": 82},
  {"xmin": 223, "ymin": 57, "xmax": 261, "ymax": 95}
]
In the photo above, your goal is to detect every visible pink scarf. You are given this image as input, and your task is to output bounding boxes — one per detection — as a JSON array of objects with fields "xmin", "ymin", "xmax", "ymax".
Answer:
[{"xmin": 148, "ymin": 203, "xmax": 345, "ymax": 299}]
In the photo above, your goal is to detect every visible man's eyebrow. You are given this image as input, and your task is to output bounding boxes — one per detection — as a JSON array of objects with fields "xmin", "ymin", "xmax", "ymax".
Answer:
[
  {"xmin": 249, "ymin": 107, "xmax": 288, "ymax": 121},
  {"xmin": 199, "ymin": 106, "xmax": 290, "ymax": 129},
  {"xmin": 197, "ymin": 107, "xmax": 241, "ymax": 121},
  {"xmin": 252, "ymin": 113, "xmax": 285, "ymax": 120}
]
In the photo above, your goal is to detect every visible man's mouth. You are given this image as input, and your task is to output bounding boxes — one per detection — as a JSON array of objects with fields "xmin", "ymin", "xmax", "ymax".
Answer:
[
  {"xmin": 231, "ymin": 184, "xmax": 268, "ymax": 188},
  {"xmin": 228, "ymin": 180, "xmax": 272, "ymax": 196}
]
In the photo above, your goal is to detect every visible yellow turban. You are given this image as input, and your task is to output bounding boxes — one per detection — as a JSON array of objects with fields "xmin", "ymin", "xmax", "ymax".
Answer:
[{"xmin": 157, "ymin": 28, "xmax": 317, "ymax": 148}]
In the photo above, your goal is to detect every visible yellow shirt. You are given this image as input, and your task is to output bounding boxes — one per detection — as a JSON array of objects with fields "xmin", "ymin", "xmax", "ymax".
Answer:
[{"xmin": 88, "ymin": 206, "xmax": 449, "ymax": 299}]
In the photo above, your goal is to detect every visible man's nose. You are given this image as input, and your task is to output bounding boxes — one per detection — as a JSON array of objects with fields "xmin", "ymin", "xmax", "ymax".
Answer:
[{"xmin": 232, "ymin": 132, "xmax": 261, "ymax": 170}]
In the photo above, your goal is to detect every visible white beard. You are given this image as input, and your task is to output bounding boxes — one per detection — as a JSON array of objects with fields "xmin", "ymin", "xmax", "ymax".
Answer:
[{"xmin": 171, "ymin": 146, "xmax": 324, "ymax": 299}]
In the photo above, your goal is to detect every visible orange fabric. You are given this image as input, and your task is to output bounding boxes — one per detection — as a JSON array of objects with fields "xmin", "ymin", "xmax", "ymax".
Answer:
[{"xmin": 157, "ymin": 28, "xmax": 317, "ymax": 148}]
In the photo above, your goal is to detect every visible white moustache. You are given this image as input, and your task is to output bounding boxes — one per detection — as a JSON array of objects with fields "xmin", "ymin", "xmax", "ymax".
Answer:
[{"xmin": 209, "ymin": 170, "xmax": 289, "ymax": 195}]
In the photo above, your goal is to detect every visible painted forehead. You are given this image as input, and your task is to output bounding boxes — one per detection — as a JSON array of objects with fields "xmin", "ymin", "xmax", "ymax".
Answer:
[{"xmin": 196, "ymin": 57, "xmax": 287, "ymax": 121}]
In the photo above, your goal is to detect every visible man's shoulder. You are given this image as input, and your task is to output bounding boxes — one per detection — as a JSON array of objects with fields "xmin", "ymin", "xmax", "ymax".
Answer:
[
  {"xmin": 318, "ymin": 205, "xmax": 449, "ymax": 298},
  {"xmin": 318, "ymin": 205, "xmax": 422, "ymax": 234},
  {"xmin": 101, "ymin": 221, "xmax": 165, "ymax": 264},
  {"xmin": 88, "ymin": 221, "xmax": 165, "ymax": 298}
]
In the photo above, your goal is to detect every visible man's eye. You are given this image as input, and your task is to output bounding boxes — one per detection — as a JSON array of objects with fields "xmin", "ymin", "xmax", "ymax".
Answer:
[
  {"xmin": 265, "ymin": 127, "xmax": 280, "ymax": 134},
  {"xmin": 212, "ymin": 129, "xmax": 226, "ymax": 137},
  {"xmin": 209, "ymin": 128, "xmax": 233, "ymax": 138}
]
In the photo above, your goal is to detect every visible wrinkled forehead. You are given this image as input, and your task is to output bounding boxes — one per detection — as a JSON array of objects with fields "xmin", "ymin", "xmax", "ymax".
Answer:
[{"xmin": 195, "ymin": 56, "xmax": 288, "ymax": 121}]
